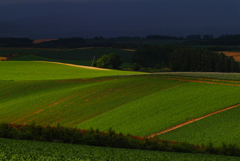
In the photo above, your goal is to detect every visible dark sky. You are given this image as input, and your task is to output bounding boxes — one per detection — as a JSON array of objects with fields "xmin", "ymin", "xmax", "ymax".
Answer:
[{"xmin": 0, "ymin": 0, "xmax": 239, "ymax": 38}]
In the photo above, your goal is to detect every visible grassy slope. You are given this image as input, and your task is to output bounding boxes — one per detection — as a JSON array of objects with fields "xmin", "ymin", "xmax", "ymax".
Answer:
[
  {"xmin": 156, "ymin": 106, "xmax": 240, "ymax": 146},
  {"xmin": 1, "ymin": 138, "xmax": 239, "ymax": 161},
  {"xmin": 0, "ymin": 76, "xmax": 183, "ymax": 128},
  {"xmin": 1, "ymin": 73, "xmax": 240, "ymax": 137},
  {"xmin": 78, "ymin": 81, "xmax": 240, "ymax": 136},
  {"xmin": 0, "ymin": 61, "xmax": 140, "ymax": 80}
]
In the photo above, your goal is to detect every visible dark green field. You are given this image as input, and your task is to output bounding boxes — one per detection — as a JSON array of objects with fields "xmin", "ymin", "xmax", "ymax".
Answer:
[
  {"xmin": 2, "ymin": 137, "xmax": 239, "ymax": 161},
  {"xmin": 0, "ymin": 48, "xmax": 133, "ymax": 61}
]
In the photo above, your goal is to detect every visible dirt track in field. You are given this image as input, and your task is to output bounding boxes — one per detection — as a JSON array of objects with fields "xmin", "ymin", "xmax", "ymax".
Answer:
[
  {"xmin": 165, "ymin": 77, "xmax": 240, "ymax": 86},
  {"xmin": 148, "ymin": 103, "xmax": 240, "ymax": 138},
  {"xmin": 35, "ymin": 61, "xmax": 110, "ymax": 71}
]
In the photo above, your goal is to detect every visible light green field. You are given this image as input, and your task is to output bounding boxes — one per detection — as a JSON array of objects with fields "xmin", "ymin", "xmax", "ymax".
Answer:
[
  {"xmin": 1, "ymin": 137, "xmax": 239, "ymax": 161},
  {"xmin": 78, "ymin": 81, "xmax": 240, "ymax": 136},
  {"xmin": 0, "ymin": 61, "xmax": 141, "ymax": 80},
  {"xmin": 156, "ymin": 105, "xmax": 240, "ymax": 146}
]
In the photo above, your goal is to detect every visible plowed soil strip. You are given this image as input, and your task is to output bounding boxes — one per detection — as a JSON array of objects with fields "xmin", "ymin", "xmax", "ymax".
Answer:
[
  {"xmin": 35, "ymin": 61, "xmax": 110, "ymax": 70},
  {"xmin": 166, "ymin": 78, "xmax": 240, "ymax": 86},
  {"xmin": 148, "ymin": 103, "xmax": 240, "ymax": 138}
]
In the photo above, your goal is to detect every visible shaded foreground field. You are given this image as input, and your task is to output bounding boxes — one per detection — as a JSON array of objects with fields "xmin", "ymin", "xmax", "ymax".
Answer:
[{"xmin": 1, "ymin": 137, "xmax": 239, "ymax": 161}]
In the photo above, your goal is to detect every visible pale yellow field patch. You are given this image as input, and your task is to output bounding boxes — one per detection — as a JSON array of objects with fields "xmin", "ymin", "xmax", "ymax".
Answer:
[
  {"xmin": 0, "ymin": 57, "xmax": 8, "ymax": 61},
  {"xmin": 220, "ymin": 51, "xmax": 240, "ymax": 62},
  {"xmin": 35, "ymin": 61, "xmax": 110, "ymax": 71}
]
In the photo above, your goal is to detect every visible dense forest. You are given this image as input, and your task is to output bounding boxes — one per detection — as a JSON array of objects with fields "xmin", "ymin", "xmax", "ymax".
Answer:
[{"xmin": 169, "ymin": 47, "xmax": 240, "ymax": 72}]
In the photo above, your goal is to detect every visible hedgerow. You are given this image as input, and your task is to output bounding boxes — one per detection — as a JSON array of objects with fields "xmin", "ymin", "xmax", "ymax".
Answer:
[{"xmin": 1, "ymin": 122, "xmax": 240, "ymax": 157}]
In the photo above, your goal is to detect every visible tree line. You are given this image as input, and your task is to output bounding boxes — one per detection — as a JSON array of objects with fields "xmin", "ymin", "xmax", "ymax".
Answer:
[
  {"xmin": 1, "ymin": 34, "xmax": 239, "ymax": 48},
  {"xmin": 132, "ymin": 45, "xmax": 240, "ymax": 72}
]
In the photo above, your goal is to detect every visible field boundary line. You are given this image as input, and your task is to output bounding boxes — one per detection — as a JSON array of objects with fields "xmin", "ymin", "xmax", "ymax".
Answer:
[
  {"xmin": 148, "ymin": 103, "xmax": 240, "ymax": 138},
  {"xmin": 35, "ymin": 61, "xmax": 110, "ymax": 71},
  {"xmin": 166, "ymin": 78, "xmax": 240, "ymax": 86}
]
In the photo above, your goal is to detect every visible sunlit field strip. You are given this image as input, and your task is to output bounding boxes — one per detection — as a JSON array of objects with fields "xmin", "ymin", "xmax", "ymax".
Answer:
[
  {"xmin": 0, "ymin": 61, "xmax": 142, "ymax": 80},
  {"xmin": 78, "ymin": 82, "xmax": 240, "ymax": 136},
  {"xmin": 156, "ymin": 105, "xmax": 240, "ymax": 146}
]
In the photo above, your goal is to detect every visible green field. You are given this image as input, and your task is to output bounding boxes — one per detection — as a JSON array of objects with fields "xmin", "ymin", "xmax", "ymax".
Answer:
[
  {"xmin": 156, "ymin": 105, "xmax": 240, "ymax": 146},
  {"xmin": 1, "ymin": 64, "xmax": 240, "ymax": 137},
  {"xmin": 0, "ymin": 61, "xmax": 140, "ymax": 80},
  {"xmin": 78, "ymin": 81, "xmax": 240, "ymax": 136},
  {"xmin": 1, "ymin": 137, "xmax": 239, "ymax": 161},
  {"xmin": 1, "ymin": 59, "xmax": 240, "ymax": 159}
]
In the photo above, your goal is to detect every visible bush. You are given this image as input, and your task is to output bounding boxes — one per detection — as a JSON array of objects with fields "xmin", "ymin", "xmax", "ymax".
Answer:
[
  {"xmin": 131, "ymin": 63, "xmax": 141, "ymax": 71},
  {"xmin": 1, "ymin": 122, "xmax": 240, "ymax": 157},
  {"xmin": 97, "ymin": 53, "xmax": 123, "ymax": 69}
]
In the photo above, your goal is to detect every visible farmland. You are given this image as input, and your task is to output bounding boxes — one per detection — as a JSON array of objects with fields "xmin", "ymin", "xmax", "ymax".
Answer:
[
  {"xmin": 221, "ymin": 51, "xmax": 240, "ymax": 62},
  {"xmin": 1, "ymin": 138, "xmax": 239, "ymax": 161},
  {"xmin": 1, "ymin": 58, "xmax": 240, "ymax": 159},
  {"xmin": 156, "ymin": 104, "xmax": 240, "ymax": 146},
  {"xmin": 78, "ymin": 81, "xmax": 240, "ymax": 136},
  {"xmin": 0, "ymin": 61, "xmax": 141, "ymax": 80},
  {"xmin": 0, "ymin": 63, "xmax": 240, "ymax": 137},
  {"xmin": 0, "ymin": 56, "xmax": 7, "ymax": 61}
]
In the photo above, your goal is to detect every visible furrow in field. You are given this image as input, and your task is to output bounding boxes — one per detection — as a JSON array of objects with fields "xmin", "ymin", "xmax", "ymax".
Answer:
[{"xmin": 148, "ymin": 103, "xmax": 240, "ymax": 138}]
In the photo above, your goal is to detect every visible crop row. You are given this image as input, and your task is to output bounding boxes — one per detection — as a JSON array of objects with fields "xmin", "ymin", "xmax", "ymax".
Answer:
[{"xmin": 1, "ymin": 137, "xmax": 239, "ymax": 161}]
